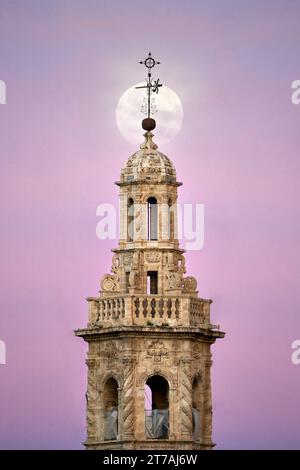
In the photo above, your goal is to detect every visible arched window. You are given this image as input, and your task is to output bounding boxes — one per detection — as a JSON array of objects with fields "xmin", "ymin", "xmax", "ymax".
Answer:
[
  {"xmin": 168, "ymin": 198, "xmax": 174, "ymax": 240},
  {"xmin": 103, "ymin": 377, "xmax": 118, "ymax": 440},
  {"xmin": 192, "ymin": 377, "xmax": 201, "ymax": 441},
  {"xmin": 147, "ymin": 197, "xmax": 158, "ymax": 240},
  {"xmin": 127, "ymin": 198, "xmax": 134, "ymax": 241},
  {"xmin": 145, "ymin": 375, "xmax": 169, "ymax": 439}
]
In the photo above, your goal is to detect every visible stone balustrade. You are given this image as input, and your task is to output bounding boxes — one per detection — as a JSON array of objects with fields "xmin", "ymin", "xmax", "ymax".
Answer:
[{"xmin": 87, "ymin": 295, "xmax": 211, "ymax": 329}]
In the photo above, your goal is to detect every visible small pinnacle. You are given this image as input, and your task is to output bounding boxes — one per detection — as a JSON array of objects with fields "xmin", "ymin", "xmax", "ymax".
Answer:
[{"xmin": 140, "ymin": 132, "xmax": 158, "ymax": 151}]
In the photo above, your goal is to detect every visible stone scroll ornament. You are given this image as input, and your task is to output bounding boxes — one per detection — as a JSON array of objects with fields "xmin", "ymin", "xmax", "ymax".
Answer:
[
  {"xmin": 101, "ymin": 274, "xmax": 119, "ymax": 292},
  {"xmin": 122, "ymin": 358, "xmax": 135, "ymax": 439},
  {"xmin": 100, "ymin": 254, "xmax": 122, "ymax": 293},
  {"xmin": 180, "ymin": 361, "xmax": 193, "ymax": 438}
]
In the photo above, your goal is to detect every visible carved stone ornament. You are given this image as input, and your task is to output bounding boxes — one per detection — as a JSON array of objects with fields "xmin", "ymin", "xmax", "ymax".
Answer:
[
  {"xmin": 145, "ymin": 252, "xmax": 161, "ymax": 263},
  {"xmin": 181, "ymin": 276, "xmax": 197, "ymax": 293},
  {"xmin": 166, "ymin": 272, "xmax": 181, "ymax": 289},
  {"xmin": 192, "ymin": 343, "xmax": 202, "ymax": 360},
  {"xmin": 123, "ymin": 252, "xmax": 133, "ymax": 266},
  {"xmin": 111, "ymin": 254, "xmax": 120, "ymax": 274},
  {"xmin": 101, "ymin": 274, "xmax": 120, "ymax": 292},
  {"xmin": 132, "ymin": 251, "xmax": 139, "ymax": 266},
  {"xmin": 102, "ymin": 341, "xmax": 119, "ymax": 363},
  {"xmin": 177, "ymin": 254, "xmax": 186, "ymax": 275},
  {"xmin": 129, "ymin": 270, "xmax": 141, "ymax": 289},
  {"xmin": 146, "ymin": 340, "xmax": 168, "ymax": 362}
]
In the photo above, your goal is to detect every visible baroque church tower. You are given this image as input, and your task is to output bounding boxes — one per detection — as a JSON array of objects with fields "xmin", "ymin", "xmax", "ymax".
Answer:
[{"xmin": 75, "ymin": 53, "xmax": 224, "ymax": 450}]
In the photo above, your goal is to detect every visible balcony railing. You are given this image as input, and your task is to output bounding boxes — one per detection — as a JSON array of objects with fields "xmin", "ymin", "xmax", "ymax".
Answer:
[{"xmin": 87, "ymin": 295, "xmax": 210, "ymax": 328}]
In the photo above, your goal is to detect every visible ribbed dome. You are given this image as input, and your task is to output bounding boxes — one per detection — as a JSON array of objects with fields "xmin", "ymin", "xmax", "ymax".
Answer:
[{"xmin": 120, "ymin": 132, "xmax": 177, "ymax": 184}]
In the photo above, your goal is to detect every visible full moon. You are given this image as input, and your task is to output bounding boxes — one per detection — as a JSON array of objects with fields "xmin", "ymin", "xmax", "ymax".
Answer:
[{"xmin": 116, "ymin": 83, "xmax": 183, "ymax": 146}]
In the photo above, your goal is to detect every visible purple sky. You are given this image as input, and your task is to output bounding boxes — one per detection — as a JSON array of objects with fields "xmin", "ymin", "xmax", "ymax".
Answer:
[{"xmin": 0, "ymin": 0, "xmax": 300, "ymax": 449}]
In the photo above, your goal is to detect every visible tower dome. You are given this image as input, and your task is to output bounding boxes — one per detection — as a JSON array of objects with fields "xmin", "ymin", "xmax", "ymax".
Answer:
[{"xmin": 120, "ymin": 131, "xmax": 177, "ymax": 184}]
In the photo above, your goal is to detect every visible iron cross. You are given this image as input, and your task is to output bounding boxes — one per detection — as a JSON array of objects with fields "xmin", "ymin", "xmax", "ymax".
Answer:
[{"xmin": 135, "ymin": 52, "xmax": 162, "ymax": 118}]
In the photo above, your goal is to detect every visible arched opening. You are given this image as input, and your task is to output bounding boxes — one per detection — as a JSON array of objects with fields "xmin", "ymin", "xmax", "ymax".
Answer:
[
  {"xmin": 127, "ymin": 198, "xmax": 134, "ymax": 241},
  {"xmin": 103, "ymin": 377, "xmax": 118, "ymax": 440},
  {"xmin": 145, "ymin": 375, "xmax": 169, "ymax": 439},
  {"xmin": 168, "ymin": 198, "xmax": 174, "ymax": 240},
  {"xmin": 192, "ymin": 377, "xmax": 201, "ymax": 441},
  {"xmin": 147, "ymin": 197, "xmax": 158, "ymax": 240}
]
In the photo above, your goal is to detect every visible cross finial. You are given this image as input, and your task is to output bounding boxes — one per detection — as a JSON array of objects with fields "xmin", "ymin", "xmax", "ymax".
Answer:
[{"xmin": 135, "ymin": 52, "xmax": 162, "ymax": 131}]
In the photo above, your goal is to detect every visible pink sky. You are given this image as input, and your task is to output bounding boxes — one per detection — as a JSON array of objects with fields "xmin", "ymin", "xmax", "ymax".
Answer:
[{"xmin": 0, "ymin": 0, "xmax": 300, "ymax": 449}]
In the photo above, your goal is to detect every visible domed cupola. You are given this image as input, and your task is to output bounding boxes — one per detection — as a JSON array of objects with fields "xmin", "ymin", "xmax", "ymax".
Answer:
[{"xmin": 120, "ymin": 131, "xmax": 177, "ymax": 184}]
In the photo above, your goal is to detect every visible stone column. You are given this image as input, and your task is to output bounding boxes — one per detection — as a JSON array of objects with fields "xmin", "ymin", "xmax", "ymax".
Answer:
[
  {"xmin": 122, "ymin": 357, "xmax": 136, "ymax": 440},
  {"xmin": 180, "ymin": 359, "xmax": 193, "ymax": 440},
  {"xmin": 141, "ymin": 202, "xmax": 148, "ymax": 240},
  {"xmin": 119, "ymin": 191, "xmax": 127, "ymax": 242},
  {"xmin": 160, "ymin": 199, "xmax": 169, "ymax": 241},
  {"xmin": 85, "ymin": 357, "xmax": 100, "ymax": 443},
  {"xmin": 173, "ymin": 200, "xmax": 180, "ymax": 241},
  {"xmin": 202, "ymin": 356, "xmax": 213, "ymax": 447}
]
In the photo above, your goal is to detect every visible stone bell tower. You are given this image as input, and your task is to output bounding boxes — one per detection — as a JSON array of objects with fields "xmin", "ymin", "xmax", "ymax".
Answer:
[{"xmin": 75, "ymin": 53, "xmax": 224, "ymax": 450}]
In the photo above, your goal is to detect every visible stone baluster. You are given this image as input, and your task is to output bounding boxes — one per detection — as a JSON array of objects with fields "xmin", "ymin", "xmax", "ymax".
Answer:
[
  {"xmin": 147, "ymin": 298, "xmax": 152, "ymax": 318},
  {"xmin": 163, "ymin": 298, "xmax": 168, "ymax": 321},
  {"xmin": 171, "ymin": 298, "xmax": 176, "ymax": 319}
]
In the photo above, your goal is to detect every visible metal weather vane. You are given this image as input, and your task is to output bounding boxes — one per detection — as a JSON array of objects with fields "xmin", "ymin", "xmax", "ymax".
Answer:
[{"xmin": 135, "ymin": 52, "xmax": 162, "ymax": 120}]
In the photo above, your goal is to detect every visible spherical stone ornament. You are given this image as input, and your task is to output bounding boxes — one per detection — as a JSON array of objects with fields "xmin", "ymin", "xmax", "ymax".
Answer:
[{"xmin": 142, "ymin": 118, "xmax": 156, "ymax": 132}]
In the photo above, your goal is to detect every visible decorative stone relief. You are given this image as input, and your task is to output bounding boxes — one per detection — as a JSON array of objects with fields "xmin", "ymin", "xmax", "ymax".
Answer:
[
  {"xmin": 123, "ymin": 252, "xmax": 133, "ymax": 266},
  {"xmin": 129, "ymin": 271, "xmax": 141, "ymax": 289},
  {"xmin": 166, "ymin": 272, "xmax": 181, "ymax": 290},
  {"xmin": 102, "ymin": 341, "xmax": 119, "ymax": 365},
  {"xmin": 177, "ymin": 254, "xmax": 186, "ymax": 275},
  {"xmin": 181, "ymin": 276, "xmax": 197, "ymax": 293},
  {"xmin": 192, "ymin": 343, "xmax": 202, "ymax": 360},
  {"xmin": 132, "ymin": 251, "xmax": 140, "ymax": 268},
  {"xmin": 145, "ymin": 252, "xmax": 161, "ymax": 263},
  {"xmin": 101, "ymin": 274, "xmax": 120, "ymax": 293},
  {"xmin": 100, "ymin": 254, "xmax": 122, "ymax": 293},
  {"xmin": 146, "ymin": 340, "xmax": 168, "ymax": 362},
  {"xmin": 111, "ymin": 254, "xmax": 120, "ymax": 273}
]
